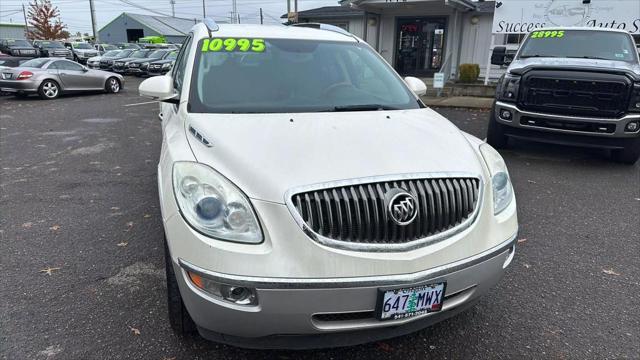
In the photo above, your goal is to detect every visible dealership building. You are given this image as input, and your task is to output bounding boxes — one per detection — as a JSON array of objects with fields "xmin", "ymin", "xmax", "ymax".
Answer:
[
  {"xmin": 98, "ymin": 13, "xmax": 201, "ymax": 44},
  {"xmin": 295, "ymin": 0, "xmax": 640, "ymax": 83}
]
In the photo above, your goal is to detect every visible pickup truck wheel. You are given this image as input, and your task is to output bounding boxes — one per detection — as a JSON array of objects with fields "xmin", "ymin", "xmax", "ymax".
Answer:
[
  {"xmin": 486, "ymin": 108, "xmax": 509, "ymax": 149},
  {"xmin": 164, "ymin": 237, "xmax": 197, "ymax": 334},
  {"xmin": 611, "ymin": 140, "xmax": 640, "ymax": 165}
]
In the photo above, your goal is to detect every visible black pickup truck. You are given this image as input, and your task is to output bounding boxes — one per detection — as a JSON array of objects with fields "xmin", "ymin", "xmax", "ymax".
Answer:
[{"xmin": 488, "ymin": 28, "xmax": 640, "ymax": 165}]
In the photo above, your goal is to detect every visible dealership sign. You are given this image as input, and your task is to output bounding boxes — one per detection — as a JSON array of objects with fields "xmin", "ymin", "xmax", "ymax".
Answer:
[{"xmin": 492, "ymin": 0, "xmax": 640, "ymax": 34}]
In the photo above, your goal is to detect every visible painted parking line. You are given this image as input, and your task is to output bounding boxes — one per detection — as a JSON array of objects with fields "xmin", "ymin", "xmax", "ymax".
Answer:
[{"xmin": 123, "ymin": 101, "xmax": 158, "ymax": 107}]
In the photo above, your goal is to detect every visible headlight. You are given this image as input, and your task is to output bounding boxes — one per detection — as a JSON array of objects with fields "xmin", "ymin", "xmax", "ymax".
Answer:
[
  {"xmin": 480, "ymin": 144, "xmax": 514, "ymax": 214},
  {"xmin": 172, "ymin": 162, "xmax": 262, "ymax": 244},
  {"xmin": 496, "ymin": 73, "xmax": 520, "ymax": 103},
  {"xmin": 629, "ymin": 83, "xmax": 640, "ymax": 112},
  {"xmin": 162, "ymin": 63, "xmax": 172, "ymax": 68}
]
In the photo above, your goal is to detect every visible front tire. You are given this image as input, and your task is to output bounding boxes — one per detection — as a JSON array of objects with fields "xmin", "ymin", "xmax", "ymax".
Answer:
[
  {"xmin": 611, "ymin": 140, "xmax": 640, "ymax": 165},
  {"xmin": 38, "ymin": 80, "xmax": 60, "ymax": 100},
  {"xmin": 486, "ymin": 106, "xmax": 509, "ymax": 149},
  {"xmin": 105, "ymin": 77, "xmax": 121, "ymax": 94},
  {"xmin": 164, "ymin": 237, "xmax": 197, "ymax": 334}
]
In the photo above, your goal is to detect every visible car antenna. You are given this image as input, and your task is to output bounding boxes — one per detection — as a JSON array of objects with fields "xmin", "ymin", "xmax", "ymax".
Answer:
[{"xmin": 203, "ymin": 18, "xmax": 219, "ymax": 37}]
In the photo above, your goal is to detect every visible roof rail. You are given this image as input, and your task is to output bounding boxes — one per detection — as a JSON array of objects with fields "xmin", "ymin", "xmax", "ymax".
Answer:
[
  {"xmin": 202, "ymin": 17, "xmax": 219, "ymax": 37},
  {"xmin": 291, "ymin": 23, "xmax": 358, "ymax": 41}
]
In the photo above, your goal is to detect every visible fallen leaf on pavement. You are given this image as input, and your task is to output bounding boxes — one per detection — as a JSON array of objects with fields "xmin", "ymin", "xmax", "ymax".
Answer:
[
  {"xmin": 377, "ymin": 342, "xmax": 393, "ymax": 352},
  {"xmin": 523, "ymin": 263, "xmax": 531, "ymax": 269},
  {"xmin": 40, "ymin": 267, "xmax": 61, "ymax": 275},
  {"xmin": 22, "ymin": 222, "xmax": 33, "ymax": 228},
  {"xmin": 117, "ymin": 242, "xmax": 128, "ymax": 247},
  {"xmin": 602, "ymin": 268, "xmax": 621, "ymax": 276},
  {"xmin": 124, "ymin": 222, "xmax": 134, "ymax": 232},
  {"xmin": 517, "ymin": 238, "xmax": 527, "ymax": 244},
  {"xmin": 527, "ymin": 180, "xmax": 537, "ymax": 184},
  {"xmin": 111, "ymin": 207, "xmax": 120, "ymax": 211},
  {"xmin": 49, "ymin": 225, "xmax": 61, "ymax": 231},
  {"xmin": 129, "ymin": 326, "xmax": 141, "ymax": 336},
  {"xmin": 143, "ymin": 214, "xmax": 151, "ymax": 219}
]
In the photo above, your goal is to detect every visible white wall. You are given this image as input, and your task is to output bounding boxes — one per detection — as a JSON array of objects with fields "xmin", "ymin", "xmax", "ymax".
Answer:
[{"xmin": 459, "ymin": 13, "xmax": 506, "ymax": 80}]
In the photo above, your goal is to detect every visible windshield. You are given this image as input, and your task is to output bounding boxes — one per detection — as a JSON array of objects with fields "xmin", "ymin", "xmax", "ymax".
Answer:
[
  {"xmin": 190, "ymin": 39, "xmax": 419, "ymax": 113},
  {"xmin": 130, "ymin": 50, "xmax": 148, "ymax": 58},
  {"xmin": 73, "ymin": 43, "xmax": 93, "ymax": 49},
  {"xmin": 117, "ymin": 50, "xmax": 133, "ymax": 57},
  {"xmin": 103, "ymin": 50, "xmax": 120, "ymax": 57},
  {"xmin": 38, "ymin": 41, "xmax": 65, "ymax": 48},
  {"xmin": 149, "ymin": 50, "xmax": 168, "ymax": 59},
  {"xmin": 104, "ymin": 45, "xmax": 117, "ymax": 51},
  {"xmin": 20, "ymin": 58, "xmax": 50, "ymax": 68},
  {"xmin": 518, "ymin": 30, "xmax": 638, "ymax": 63},
  {"xmin": 7, "ymin": 39, "xmax": 31, "ymax": 47},
  {"xmin": 167, "ymin": 51, "xmax": 177, "ymax": 60}
]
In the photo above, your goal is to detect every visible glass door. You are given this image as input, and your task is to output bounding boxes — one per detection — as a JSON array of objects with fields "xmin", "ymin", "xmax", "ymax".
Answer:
[{"xmin": 395, "ymin": 17, "xmax": 446, "ymax": 76}]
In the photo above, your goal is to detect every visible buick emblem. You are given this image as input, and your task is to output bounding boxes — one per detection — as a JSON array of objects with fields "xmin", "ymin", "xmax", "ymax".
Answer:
[{"xmin": 386, "ymin": 189, "xmax": 418, "ymax": 226}]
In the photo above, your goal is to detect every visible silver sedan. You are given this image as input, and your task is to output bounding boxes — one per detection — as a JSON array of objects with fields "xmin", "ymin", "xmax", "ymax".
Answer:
[{"xmin": 0, "ymin": 58, "xmax": 124, "ymax": 100}]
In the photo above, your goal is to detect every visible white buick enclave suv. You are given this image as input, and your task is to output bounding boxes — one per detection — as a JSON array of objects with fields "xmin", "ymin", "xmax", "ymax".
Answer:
[{"xmin": 139, "ymin": 20, "xmax": 519, "ymax": 349}]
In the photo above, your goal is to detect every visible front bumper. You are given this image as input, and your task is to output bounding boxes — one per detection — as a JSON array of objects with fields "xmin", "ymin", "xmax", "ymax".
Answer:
[
  {"xmin": 0, "ymin": 79, "xmax": 40, "ymax": 93},
  {"xmin": 495, "ymin": 101, "xmax": 640, "ymax": 141},
  {"xmin": 174, "ymin": 235, "xmax": 516, "ymax": 349}
]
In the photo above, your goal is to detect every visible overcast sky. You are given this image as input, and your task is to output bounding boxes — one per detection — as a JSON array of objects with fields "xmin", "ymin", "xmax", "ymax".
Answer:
[{"xmin": 0, "ymin": 0, "xmax": 337, "ymax": 34}]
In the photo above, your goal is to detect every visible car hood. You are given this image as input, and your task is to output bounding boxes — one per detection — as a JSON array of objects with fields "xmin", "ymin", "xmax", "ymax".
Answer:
[
  {"xmin": 186, "ymin": 108, "xmax": 484, "ymax": 203},
  {"xmin": 509, "ymin": 57, "xmax": 640, "ymax": 78},
  {"xmin": 87, "ymin": 56, "xmax": 102, "ymax": 61},
  {"xmin": 129, "ymin": 58, "xmax": 157, "ymax": 64},
  {"xmin": 150, "ymin": 59, "xmax": 174, "ymax": 65},
  {"xmin": 114, "ymin": 57, "xmax": 144, "ymax": 63},
  {"xmin": 74, "ymin": 48, "xmax": 96, "ymax": 53}
]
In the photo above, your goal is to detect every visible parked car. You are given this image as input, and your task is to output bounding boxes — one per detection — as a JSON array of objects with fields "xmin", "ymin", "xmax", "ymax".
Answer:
[
  {"xmin": 138, "ymin": 21, "xmax": 518, "ymax": 349},
  {"xmin": 0, "ymin": 56, "xmax": 34, "ymax": 69},
  {"xmin": 87, "ymin": 50, "xmax": 121, "ymax": 69},
  {"xmin": 126, "ymin": 49, "xmax": 173, "ymax": 76},
  {"xmin": 32, "ymin": 40, "xmax": 73, "ymax": 59},
  {"xmin": 64, "ymin": 42, "xmax": 99, "ymax": 63},
  {"xmin": 115, "ymin": 42, "xmax": 141, "ymax": 50},
  {"xmin": 94, "ymin": 43, "xmax": 118, "ymax": 55},
  {"xmin": 146, "ymin": 50, "xmax": 177, "ymax": 76},
  {"xmin": 99, "ymin": 49, "xmax": 133, "ymax": 70},
  {"xmin": 0, "ymin": 39, "xmax": 38, "ymax": 57},
  {"xmin": 111, "ymin": 49, "xmax": 153, "ymax": 73},
  {"xmin": 0, "ymin": 57, "xmax": 123, "ymax": 99},
  {"xmin": 488, "ymin": 27, "xmax": 640, "ymax": 165}
]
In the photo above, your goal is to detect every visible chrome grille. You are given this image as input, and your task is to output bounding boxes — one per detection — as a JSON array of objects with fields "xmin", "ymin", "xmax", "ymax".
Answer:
[{"xmin": 288, "ymin": 176, "xmax": 481, "ymax": 250}]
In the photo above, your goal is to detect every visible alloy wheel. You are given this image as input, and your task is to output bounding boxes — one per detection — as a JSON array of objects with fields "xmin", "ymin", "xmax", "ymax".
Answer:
[
  {"xmin": 109, "ymin": 78, "xmax": 120, "ymax": 93},
  {"xmin": 43, "ymin": 82, "xmax": 58, "ymax": 98}
]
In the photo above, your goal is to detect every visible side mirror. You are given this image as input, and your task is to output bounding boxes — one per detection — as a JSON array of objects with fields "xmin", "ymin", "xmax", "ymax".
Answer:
[
  {"xmin": 404, "ymin": 76, "xmax": 427, "ymax": 96},
  {"xmin": 139, "ymin": 75, "xmax": 178, "ymax": 103},
  {"xmin": 491, "ymin": 46, "xmax": 508, "ymax": 66},
  {"xmin": 82, "ymin": 67, "xmax": 89, "ymax": 72}
]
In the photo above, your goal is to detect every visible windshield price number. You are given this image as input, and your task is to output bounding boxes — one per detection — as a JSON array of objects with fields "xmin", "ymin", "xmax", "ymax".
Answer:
[
  {"xmin": 201, "ymin": 38, "xmax": 265, "ymax": 53},
  {"xmin": 531, "ymin": 30, "xmax": 564, "ymax": 39}
]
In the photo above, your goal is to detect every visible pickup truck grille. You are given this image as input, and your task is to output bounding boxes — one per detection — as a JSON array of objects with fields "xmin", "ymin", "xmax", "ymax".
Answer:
[
  {"xmin": 520, "ymin": 71, "xmax": 632, "ymax": 118},
  {"xmin": 289, "ymin": 177, "xmax": 481, "ymax": 247}
]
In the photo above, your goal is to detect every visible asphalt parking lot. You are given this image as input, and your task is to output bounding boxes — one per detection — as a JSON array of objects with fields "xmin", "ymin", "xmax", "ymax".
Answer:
[{"xmin": 1, "ymin": 76, "xmax": 638, "ymax": 359}]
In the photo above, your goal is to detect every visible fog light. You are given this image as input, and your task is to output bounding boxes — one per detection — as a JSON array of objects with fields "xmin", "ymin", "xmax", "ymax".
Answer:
[
  {"xmin": 500, "ymin": 109, "xmax": 513, "ymax": 120},
  {"xmin": 625, "ymin": 121, "xmax": 639, "ymax": 132},
  {"xmin": 187, "ymin": 271, "xmax": 258, "ymax": 305},
  {"xmin": 635, "ymin": 102, "xmax": 640, "ymax": 109}
]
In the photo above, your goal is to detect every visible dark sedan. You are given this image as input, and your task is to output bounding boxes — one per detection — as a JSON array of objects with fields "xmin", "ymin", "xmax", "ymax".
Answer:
[
  {"xmin": 111, "ymin": 49, "xmax": 154, "ymax": 73},
  {"xmin": 125, "ymin": 49, "xmax": 173, "ymax": 76},
  {"xmin": 146, "ymin": 51, "xmax": 177, "ymax": 76},
  {"xmin": 99, "ymin": 49, "xmax": 134, "ymax": 71}
]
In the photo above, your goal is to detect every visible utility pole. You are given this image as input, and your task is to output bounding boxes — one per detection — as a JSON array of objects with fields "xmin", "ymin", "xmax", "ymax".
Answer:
[
  {"xmin": 202, "ymin": 0, "xmax": 206, "ymax": 18},
  {"xmin": 170, "ymin": 0, "xmax": 176, "ymax": 17},
  {"xmin": 232, "ymin": 0, "xmax": 237, "ymax": 24},
  {"xmin": 259, "ymin": 7, "xmax": 263, "ymax": 25},
  {"xmin": 22, "ymin": 4, "xmax": 30, "ymax": 40},
  {"xmin": 294, "ymin": 0, "xmax": 298, "ymax": 19},
  {"xmin": 89, "ymin": 0, "xmax": 99, "ymax": 42}
]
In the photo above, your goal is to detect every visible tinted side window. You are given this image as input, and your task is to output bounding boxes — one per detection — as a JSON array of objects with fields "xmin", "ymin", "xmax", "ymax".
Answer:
[
  {"xmin": 58, "ymin": 61, "xmax": 84, "ymax": 71},
  {"xmin": 49, "ymin": 61, "xmax": 62, "ymax": 70},
  {"xmin": 172, "ymin": 35, "xmax": 192, "ymax": 92}
]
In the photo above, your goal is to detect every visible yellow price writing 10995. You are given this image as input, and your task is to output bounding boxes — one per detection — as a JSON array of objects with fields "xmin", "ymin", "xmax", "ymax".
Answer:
[{"xmin": 201, "ymin": 38, "xmax": 266, "ymax": 53}]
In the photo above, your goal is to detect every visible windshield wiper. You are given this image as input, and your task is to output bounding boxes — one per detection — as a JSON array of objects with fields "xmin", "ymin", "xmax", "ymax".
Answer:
[{"xmin": 332, "ymin": 104, "xmax": 400, "ymax": 112}]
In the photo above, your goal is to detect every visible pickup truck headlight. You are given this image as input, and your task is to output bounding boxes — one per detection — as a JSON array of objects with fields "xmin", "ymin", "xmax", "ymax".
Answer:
[
  {"xmin": 162, "ymin": 63, "xmax": 172, "ymax": 69},
  {"xmin": 629, "ymin": 83, "xmax": 640, "ymax": 112},
  {"xmin": 480, "ymin": 144, "xmax": 514, "ymax": 214},
  {"xmin": 172, "ymin": 162, "xmax": 262, "ymax": 244},
  {"xmin": 496, "ymin": 73, "xmax": 521, "ymax": 103}
]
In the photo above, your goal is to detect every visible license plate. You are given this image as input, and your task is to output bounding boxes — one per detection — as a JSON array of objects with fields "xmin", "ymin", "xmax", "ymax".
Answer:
[
  {"xmin": 376, "ymin": 282, "xmax": 446, "ymax": 321},
  {"xmin": 1, "ymin": 73, "xmax": 11, "ymax": 80}
]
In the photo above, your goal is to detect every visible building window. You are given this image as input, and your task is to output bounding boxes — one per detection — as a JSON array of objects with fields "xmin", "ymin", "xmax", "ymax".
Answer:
[
  {"xmin": 505, "ymin": 34, "xmax": 524, "ymax": 45},
  {"xmin": 325, "ymin": 22, "xmax": 349, "ymax": 31}
]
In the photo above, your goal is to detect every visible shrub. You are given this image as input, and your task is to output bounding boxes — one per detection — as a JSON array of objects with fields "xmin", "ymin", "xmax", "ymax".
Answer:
[{"xmin": 459, "ymin": 63, "xmax": 480, "ymax": 83}]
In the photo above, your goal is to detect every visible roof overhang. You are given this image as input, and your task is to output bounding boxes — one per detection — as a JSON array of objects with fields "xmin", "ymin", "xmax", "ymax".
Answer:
[{"xmin": 345, "ymin": 0, "xmax": 477, "ymax": 11}]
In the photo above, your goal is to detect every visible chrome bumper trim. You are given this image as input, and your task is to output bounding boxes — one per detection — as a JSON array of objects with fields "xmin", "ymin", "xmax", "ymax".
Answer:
[
  {"xmin": 178, "ymin": 232, "xmax": 517, "ymax": 289},
  {"xmin": 495, "ymin": 101, "xmax": 640, "ymax": 138}
]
